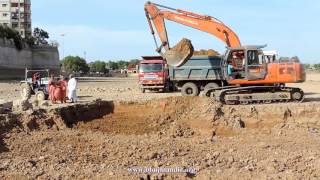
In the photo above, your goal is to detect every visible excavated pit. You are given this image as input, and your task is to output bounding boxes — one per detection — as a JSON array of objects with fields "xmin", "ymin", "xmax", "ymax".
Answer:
[
  {"xmin": 74, "ymin": 97, "xmax": 320, "ymax": 138},
  {"xmin": 1, "ymin": 97, "xmax": 320, "ymax": 138},
  {"xmin": 1, "ymin": 97, "xmax": 320, "ymax": 179}
]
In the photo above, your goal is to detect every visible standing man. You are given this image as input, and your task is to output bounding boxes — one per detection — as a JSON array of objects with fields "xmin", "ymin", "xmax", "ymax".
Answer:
[
  {"xmin": 32, "ymin": 72, "xmax": 40, "ymax": 88},
  {"xmin": 59, "ymin": 75, "xmax": 68, "ymax": 103},
  {"xmin": 48, "ymin": 74, "xmax": 55, "ymax": 102},
  {"xmin": 67, "ymin": 74, "xmax": 78, "ymax": 103}
]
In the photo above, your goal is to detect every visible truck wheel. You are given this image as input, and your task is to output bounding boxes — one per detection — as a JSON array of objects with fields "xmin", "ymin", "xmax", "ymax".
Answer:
[
  {"xmin": 159, "ymin": 88, "xmax": 165, "ymax": 93},
  {"xmin": 21, "ymin": 83, "xmax": 32, "ymax": 100},
  {"xmin": 181, "ymin": 82, "xmax": 199, "ymax": 96},
  {"xmin": 141, "ymin": 88, "xmax": 146, "ymax": 93},
  {"xmin": 204, "ymin": 82, "xmax": 220, "ymax": 90},
  {"xmin": 35, "ymin": 91, "xmax": 46, "ymax": 102},
  {"xmin": 204, "ymin": 83, "xmax": 220, "ymax": 97}
]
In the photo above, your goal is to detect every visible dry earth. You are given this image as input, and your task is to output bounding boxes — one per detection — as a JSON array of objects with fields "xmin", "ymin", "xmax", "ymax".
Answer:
[{"xmin": 0, "ymin": 72, "xmax": 320, "ymax": 179}]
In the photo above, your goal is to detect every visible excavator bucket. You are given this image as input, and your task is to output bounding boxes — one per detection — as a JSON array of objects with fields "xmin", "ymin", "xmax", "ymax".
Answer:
[{"xmin": 163, "ymin": 38, "xmax": 194, "ymax": 67}]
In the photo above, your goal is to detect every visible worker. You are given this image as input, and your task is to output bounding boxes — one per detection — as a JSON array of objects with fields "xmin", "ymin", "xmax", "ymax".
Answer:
[
  {"xmin": 227, "ymin": 62, "xmax": 234, "ymax": 79},
  {"xmin": 53, "ymin": 85, "xmax": 64, "ymax": 104},
  {"xmin": 32, "ymin": 72, "xmax": 40, "ymax": 88},
  {"xmin": 48, "ymin": 74, "xmax": 64, "ymax": 104},
  {"xmin": 48, "ymin": 74, "xmax": 56, "ymax": 103},
  {"xmin": 58, "ymin": 75, "xmax": 68, "ymax": 103},
  {"xmin": 67, "ymin": 74, "xmax": 78, "ymax": 103}
]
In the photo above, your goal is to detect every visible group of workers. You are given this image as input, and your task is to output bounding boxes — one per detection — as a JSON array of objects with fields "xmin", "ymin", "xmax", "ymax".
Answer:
[{"xmin": 48, "ymin": 74, "xmax": 78, "ymax": 104}]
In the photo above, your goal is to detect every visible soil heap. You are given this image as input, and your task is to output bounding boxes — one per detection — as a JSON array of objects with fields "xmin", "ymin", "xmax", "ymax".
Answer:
[{"xmin": 193, "ymin": 49, "xmax": 220, "ymax": 56}]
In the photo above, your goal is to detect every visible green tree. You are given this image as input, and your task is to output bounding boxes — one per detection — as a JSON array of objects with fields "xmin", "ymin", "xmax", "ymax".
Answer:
[
  {"xmin": 107, "ymin": 61, "xmax": 119, "ymax": 70},
  {"xmin": 89, "ymin": 61, "xmax": 107, "ymax": 73},
  {"xmin": 61, "ymin": 56, "xmax": 89, "ymax": 74},
  {"xmin": 314, "ymin": 64, "xmax": 320, "ymax": 71},
  {"xmin": 33, "ymin": 27, "xmax": 49, "ymax": 45},
  {"xmin": 129, "ymin": 59, "xmax": 140, "ymax": 65},
  {"xmin": 304, "ymin": 64, "xmax": 311, "ymax": 69},
  {"xmin": 0, "ymin": 25, "xmax": 23, "ymax": 50},
  {"xmin": 117, "ymin": 60, "xmax": 129, "ymax": 69}
]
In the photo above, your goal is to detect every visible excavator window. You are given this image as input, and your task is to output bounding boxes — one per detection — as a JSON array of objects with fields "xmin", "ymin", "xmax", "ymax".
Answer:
[
  {"xmin": 247, "ymin": 50, "xmax": 260, "ymax": 65},
  {"xmin": 227, "ymin": 49, "xmax": 267, "ymax": 80},
  {"xmin": 247, "ymin": 50, "xmax": 267, "ymax": 80},
  {"xmin": 226, "ymin": 50, "xmax": 246, "ymax": 79}
]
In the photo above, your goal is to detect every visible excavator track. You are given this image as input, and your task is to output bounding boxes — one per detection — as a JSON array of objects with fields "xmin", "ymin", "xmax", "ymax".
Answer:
[{"xmin": 205, "ymin": 86, "xmax": 304, "ymax": 105}]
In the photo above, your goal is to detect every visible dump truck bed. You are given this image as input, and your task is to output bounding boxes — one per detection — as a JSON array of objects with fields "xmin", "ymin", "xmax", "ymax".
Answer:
[{"xmin": 168, "ymin": 55, "xmax": 223, "ymax": 81}]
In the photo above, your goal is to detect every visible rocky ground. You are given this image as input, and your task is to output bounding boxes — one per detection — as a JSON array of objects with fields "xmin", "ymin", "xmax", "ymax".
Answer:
[{"xmin": 0, "ymin": 73, "xmax": 320, "ymax": 179}]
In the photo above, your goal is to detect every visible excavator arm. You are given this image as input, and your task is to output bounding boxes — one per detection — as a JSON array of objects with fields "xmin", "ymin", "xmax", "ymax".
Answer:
[{"xmin": 144, "ymin": 1, "xmax": 241, "ymax": 66}]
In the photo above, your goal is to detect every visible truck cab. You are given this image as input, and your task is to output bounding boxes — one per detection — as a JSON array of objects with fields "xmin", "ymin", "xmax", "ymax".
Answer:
[{"xmin": 138, "ymin": 56, "xmax": 168, "ymax": 93}]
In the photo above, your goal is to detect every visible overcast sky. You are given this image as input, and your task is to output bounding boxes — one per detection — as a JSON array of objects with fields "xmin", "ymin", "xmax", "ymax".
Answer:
[{"xmin": 32, "ymin": 0, "xmax": 320, "ymax": 63}]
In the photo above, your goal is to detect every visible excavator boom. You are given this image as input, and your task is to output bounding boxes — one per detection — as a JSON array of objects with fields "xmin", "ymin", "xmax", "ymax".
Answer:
[{"xmin": 144, "ymin": 2, "xmax": 241, "ymax": 66}]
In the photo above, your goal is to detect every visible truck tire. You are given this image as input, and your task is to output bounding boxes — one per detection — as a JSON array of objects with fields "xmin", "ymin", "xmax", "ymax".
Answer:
[
  {"xmin": 21, "ymin": 83, "xmax": 32, "ymax": 100},
  {"xmin": 181, "ymin": 82, "xmax": 200, "ymax": 96},
  {"xmin": 204, "ymin": 82, "xmax": 219, "ymax": 90},
  {"xmin": 164, "ymin": 83, "xmax": 170, "ymax": 92},
  {"xmin": 141, "ymin": 88, "xmax": 146, "ymax": 93},
  {"xmin": 204, "ymin": 82, "xmax": 220, "ymax": 97}
]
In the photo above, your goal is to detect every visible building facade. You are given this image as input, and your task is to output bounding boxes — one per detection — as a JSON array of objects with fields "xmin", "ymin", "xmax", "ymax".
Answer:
[{"xmin": 0, "ymin": 0, "xmax": 31, "ymax": 37}]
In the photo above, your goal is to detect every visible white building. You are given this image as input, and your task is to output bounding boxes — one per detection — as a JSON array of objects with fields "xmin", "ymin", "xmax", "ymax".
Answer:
[{"xmin": 0, "ymin": 0, "xmax": 31, "ymax": 37}]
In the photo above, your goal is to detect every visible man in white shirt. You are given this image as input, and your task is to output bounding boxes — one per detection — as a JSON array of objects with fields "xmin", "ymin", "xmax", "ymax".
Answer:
[{"xmin": 67, "ymin": 74, "xmax": 78, "ymax": 103}]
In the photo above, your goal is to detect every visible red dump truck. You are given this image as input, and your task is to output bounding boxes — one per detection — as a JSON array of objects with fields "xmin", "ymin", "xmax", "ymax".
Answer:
[
  {"xmin": 138, "ymin": 56, "xmax": 169, "ymax": 93},
  {"xmin": 138, "ymin": 55, "xmax": 225, "ymax": 96}
]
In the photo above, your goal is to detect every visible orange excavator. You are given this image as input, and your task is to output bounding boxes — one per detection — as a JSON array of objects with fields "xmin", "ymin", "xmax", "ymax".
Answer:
[{"xmin": 144, "ymin": 2, "xmax": 306, "ymax": 104}]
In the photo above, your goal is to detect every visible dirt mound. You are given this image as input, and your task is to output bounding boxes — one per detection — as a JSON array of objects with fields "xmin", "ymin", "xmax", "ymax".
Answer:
[
  {"xmin": 193, "ymin": 49, "xmax": 220, "ymax": 56},
  {"xmin": 165, "ymin": 38, "xmax": 194, "ymax": 66},
  {"xmin": 169, "ymin": 38, "xmax": 219, "ymax": 57},
  {"xmin": 169, "ymin": 38, "xmax": 194, "ymax": 57}
]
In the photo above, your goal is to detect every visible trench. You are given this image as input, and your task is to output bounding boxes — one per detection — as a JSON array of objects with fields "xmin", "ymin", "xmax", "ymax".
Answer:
[
  {"xmin": 1, "ymin": 97, "xmax": 320, "ymax": 143},
  {"xmin": 55, "ymin": 97, "xmax": 320, "ymax": 138}
]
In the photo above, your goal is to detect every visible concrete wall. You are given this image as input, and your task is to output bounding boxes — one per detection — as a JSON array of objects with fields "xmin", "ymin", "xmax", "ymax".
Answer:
[{"xmin": 0, "ymin": 38, "xmax": 60, "ymax": 79}]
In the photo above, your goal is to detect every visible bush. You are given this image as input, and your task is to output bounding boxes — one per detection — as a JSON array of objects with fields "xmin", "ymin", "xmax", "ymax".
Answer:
[
  {"xmin": 314, "ymin": 64, "xmax": 320, "ymax": 71},
  {"xmin": 61, "ymin": 56, "xmax": 89, "ymax": 74},
  {"xmin": 0, "ymin": 25, "xmax": 24, "ymax": 50},
  {"xmin": 89, "ymin": 61, "xmax": 106, "ymax": 73}
]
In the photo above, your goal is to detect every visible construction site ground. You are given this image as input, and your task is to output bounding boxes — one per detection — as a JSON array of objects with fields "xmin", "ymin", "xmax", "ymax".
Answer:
[{"xmin": 0, "ymin": 72, "xmax": 320, "ymax": 179}]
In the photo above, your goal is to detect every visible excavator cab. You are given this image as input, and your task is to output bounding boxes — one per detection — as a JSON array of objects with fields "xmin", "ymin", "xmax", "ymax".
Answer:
[{"xmin": 224, "ymin": 46, "xmax": 267, "ymax": 81}]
